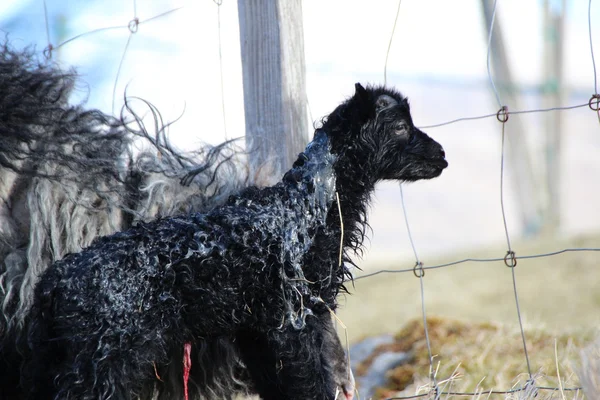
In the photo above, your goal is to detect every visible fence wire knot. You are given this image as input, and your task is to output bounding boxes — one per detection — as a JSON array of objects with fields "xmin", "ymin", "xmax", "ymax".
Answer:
[
  {"xmin": 523, "ymin": 378, "xmax": 539, "ymax": 397},
  {"xmin": 589, "ymin": 94, "xmax": 600, "ymax": 111},
  {"xmin": 43, "ymin": 44, "xmax": 53, "ymax": 60},
  {"xmin": 504, "ymin": 250, "xmax": 517, "ymax": 268},
  {"xmin": 496, "ymin": 106, "xmax": 509, "ymax": 123},
  {"xmin": 128, "ymin": 18, "xmax": 140, "ymax": 34},
  {"xmin": 431, "ymin": 384, "xmax": 441, "ymax": 400},
  {"xmin": 413, "ymin": 261, "xmax": 425, "ymax": 278}
]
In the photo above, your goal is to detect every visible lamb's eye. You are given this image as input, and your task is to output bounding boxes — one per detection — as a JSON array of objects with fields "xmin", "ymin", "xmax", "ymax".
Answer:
[{"xmin": 396, "ymin": 121, "xmax": 409, "ymax": 137}]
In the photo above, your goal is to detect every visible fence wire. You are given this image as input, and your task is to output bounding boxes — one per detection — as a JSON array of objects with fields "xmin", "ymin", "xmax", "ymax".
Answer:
[{"xmin": 15, "ymin": 1, "xmax": 600, "ymax": 399}]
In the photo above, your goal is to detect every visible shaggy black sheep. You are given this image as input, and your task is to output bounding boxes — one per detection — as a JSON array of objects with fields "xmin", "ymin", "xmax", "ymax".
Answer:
[{"xmin": 22, "ymin": 83, "xmax": 446, "ymax": 400}]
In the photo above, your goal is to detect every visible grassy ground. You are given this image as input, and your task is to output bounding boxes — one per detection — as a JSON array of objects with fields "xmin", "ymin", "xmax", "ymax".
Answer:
[
  {"xmin": 356, "ymin": 317, "xmax": 594, "ymax": 399},
  {"xmin": 336, "ymin": 233, "xmax": 600, "ymax": 399}
]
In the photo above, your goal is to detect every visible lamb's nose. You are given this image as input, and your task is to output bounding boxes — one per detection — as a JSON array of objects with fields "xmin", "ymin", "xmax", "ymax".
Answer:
[{"xmin": 440, "ymin": 149, "xmax": 446, "ymax": 159}]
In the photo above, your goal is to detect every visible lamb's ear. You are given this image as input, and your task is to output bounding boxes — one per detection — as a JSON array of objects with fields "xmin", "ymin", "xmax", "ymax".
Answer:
[
  {"xmin": 353, "ymin": 83, "xmax": 372, "ymax": 121},
  {"xmin": 355, "ymin": 83, "xmax": 368, "ymax": 99}
]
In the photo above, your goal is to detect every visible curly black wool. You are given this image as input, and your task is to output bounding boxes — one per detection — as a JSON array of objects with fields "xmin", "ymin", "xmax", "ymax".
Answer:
[{"xmin": 0, "ymin": 43, "xmax": 248, "ymax": 336}]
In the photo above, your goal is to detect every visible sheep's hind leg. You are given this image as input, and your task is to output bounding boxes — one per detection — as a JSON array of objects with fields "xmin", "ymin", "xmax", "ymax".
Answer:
[{"xmin": 236, "ymin": 314, "xmax": 339, "ymax": 400}]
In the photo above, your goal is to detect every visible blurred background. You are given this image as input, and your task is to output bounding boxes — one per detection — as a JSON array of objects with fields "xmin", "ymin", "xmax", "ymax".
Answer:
[{"xmin": 2, "ymin": 1, "xmax": 599, "ymax": 396}]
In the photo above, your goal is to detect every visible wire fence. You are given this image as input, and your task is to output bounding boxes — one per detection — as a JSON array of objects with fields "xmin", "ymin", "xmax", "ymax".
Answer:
[
  {"xmin": 380, "ymin": 0, "xmax": 599, "ymax": 399},
  {"xmin": 5, "ymin": 0, "xmax": 600, "ymax": 399}
]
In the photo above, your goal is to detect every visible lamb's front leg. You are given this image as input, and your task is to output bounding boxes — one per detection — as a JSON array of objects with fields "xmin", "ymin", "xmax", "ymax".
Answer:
[{"xmin": 237, "ymin": 312, "xmax": 345, "ymax": 400}]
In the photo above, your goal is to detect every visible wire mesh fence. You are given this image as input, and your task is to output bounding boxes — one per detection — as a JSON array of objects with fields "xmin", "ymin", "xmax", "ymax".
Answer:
[{"xmin": 2, "ymin": 0, "xmax": 599, "ymax": 399}]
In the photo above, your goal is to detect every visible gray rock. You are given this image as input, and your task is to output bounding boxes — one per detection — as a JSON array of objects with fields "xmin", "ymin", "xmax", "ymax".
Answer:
[
  {"xmin": 350, "ymin": 335, "xmax": 411, "ymax": 399},
  {"xmin": 349, "ymin": 334, "xmax": 394, "ymax": 369}
]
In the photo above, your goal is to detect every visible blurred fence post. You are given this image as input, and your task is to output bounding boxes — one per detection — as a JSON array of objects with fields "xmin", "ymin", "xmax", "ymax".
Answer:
[
  {"xmin": 237, "ymin": 0, "xmax": 308, "ymax": 181},
  {"xmin": 481, "ymin": 0, "xmax": 543, "ymax": 236},
  {"xmin": 541, "ymin": 0, "xmax": 566, "ymax": 236}
]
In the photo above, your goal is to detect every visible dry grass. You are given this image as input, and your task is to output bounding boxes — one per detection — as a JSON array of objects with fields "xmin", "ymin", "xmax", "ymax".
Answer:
[
  {"xmin": 577, "ymin": 338, "xmax": 600, "ymax": 400},
  {"xmin": 334, "ymin": 233, "xmax": 600, "ymax": 400},
  {"xmin": 354, "ymin": 316, "xmax": 592, "ymax": 399}
]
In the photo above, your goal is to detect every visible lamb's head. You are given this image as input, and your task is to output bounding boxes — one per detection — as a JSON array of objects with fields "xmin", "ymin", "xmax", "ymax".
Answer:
[{"xmin": 323, "ymin": 83, "xmax": 448, "ymax": 184}]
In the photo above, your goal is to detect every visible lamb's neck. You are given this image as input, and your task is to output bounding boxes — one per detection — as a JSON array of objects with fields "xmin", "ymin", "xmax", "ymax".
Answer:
[
  {"xmin": 283, "ymin": 130, "xmax": 376, "ymax": 250},
  {"xmin": 331, "ymin": 158, "xmax": 376, "ymax": 251}
]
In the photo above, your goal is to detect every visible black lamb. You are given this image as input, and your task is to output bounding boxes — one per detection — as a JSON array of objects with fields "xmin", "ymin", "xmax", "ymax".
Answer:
[{"xmin": 20, "ymin": 82, "xmax": 447, "ymax": 400}]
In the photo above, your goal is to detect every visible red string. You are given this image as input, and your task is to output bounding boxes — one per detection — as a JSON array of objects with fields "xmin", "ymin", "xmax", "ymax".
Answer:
[{"xmin": 183, "ymin": 342, "xmax": 192, "ymax": 400}]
